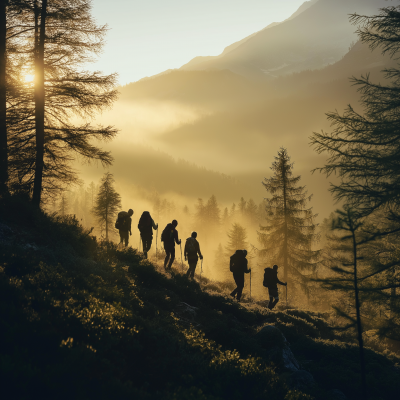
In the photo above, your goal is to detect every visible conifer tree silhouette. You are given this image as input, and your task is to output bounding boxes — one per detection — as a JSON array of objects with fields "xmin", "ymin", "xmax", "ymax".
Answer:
[{"xmin": 258, "ymin": 148, "xmax": 319, "ymax": 290}]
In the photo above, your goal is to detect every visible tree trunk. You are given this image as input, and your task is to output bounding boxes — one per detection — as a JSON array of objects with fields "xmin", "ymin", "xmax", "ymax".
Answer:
[
  {"xmin": 282, "ymin": 164, "xmax": 288, "ymax": 283},
  {"xmin": 32, "ymin": 0, "xmax": 48, "ymax": 207},
  {"xmin": 0, "ymin": 0, "xmax": 7, "ymax": 194},
  {"xmin": 351, "ymin": 222, "xmax": 367, "ymax": 400}
]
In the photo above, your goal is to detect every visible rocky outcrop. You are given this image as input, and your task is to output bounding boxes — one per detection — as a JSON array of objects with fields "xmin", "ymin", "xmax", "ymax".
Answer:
[{"xmin": 255, "ymin": 324, "xmax": 300, "ymax": 371}]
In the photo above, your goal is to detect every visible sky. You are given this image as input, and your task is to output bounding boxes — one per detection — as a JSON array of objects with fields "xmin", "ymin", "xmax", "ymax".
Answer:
[{"xmin": 91, "ymin": 0, "xmax": 307, "ymax": 85}]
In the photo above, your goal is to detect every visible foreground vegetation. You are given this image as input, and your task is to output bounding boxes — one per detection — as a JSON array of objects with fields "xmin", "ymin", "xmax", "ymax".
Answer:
[{"xmin": 0, "ymin": 196, "xmax": 398, "ymax": 400}]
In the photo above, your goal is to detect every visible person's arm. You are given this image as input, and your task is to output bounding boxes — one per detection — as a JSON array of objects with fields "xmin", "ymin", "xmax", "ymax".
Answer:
[
  {"xmin": 244, "ymin": 259, "xmax": 251, "ymax": 274},
  {"xmin": 152, "ymin": 218, "xmax": 158, "ymax": 230},
  {"xmin": 277, "ymin": 278, "xmax": 287, "ymax": 286},
  {"xmin": 174, "ymin": 230, "xmax": 181, "ymax": 245},
  {"xmin": 184, "ymin": 241, "xmax": 188, "ymax": 260},
  {"xmin": 197, "ymin": 241, "xmax": 203, "ymax": 259},
  {"xmin": 129, "ymin": 218, "xmax": 132, "ymax": 235}
]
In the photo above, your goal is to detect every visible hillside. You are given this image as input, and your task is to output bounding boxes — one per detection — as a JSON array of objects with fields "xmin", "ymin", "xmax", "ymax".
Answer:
[
  {"xmin": 180, "ymin": 0, "xmax": 388, "ymax": 80},
  {"xmin": 1, "ymin": 196, "xmax": 399, "ymax": 399},
  {"xmin": 92, "ymin": 39, "xmax": 396, "ymax": 220}
]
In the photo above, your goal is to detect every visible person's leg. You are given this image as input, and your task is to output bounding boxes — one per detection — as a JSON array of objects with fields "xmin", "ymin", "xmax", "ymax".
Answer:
[
  {"xmin": 164, "ymin": 246, "xmax": 171, "ymax": 269},
  {"xmin": 231, "ymin": 274, "xmax": 239, "ymax": 298},
  {"xmin": 236, "ymin": 283, "xmax": 244, "ymax": 302},
  {"xmin": 141, "ymin": 235, "xmax": 148, "ymax": 258},
  {"xmin": 268, "ymin": 287, "xmax": 279, "ymax": 309},
  {"xmin": 167, "ymin": 247, "xmax": 175, "ymax": 269},
  {"xmin": 121, "ymin": 231, "xmax": 129, "ymax": 247},
  {"xmin": 189, "ymin": 259, "xmax": 197, "ymax": 278}
]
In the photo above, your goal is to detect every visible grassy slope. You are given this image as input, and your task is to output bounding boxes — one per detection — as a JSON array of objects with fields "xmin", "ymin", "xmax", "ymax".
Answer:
[{"xmin": 0, "ymin": 196, "xmax": 398, "ymax": 400}]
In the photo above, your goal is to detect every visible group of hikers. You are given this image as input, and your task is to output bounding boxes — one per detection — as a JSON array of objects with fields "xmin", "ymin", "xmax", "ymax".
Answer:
[{"xmin": 115, "ymin": 209, "xmax": 287, "ymax": 310}]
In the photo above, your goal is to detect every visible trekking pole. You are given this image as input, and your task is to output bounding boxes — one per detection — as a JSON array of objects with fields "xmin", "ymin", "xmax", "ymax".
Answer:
[
  {"xmin": 180, "ymin": 242, "xmax": 184, "ymax": 272},
  {"xmin": 200, "ymin": 258, "xmax": 203, "ymax": 286},
  {"xmin": 250, "ymin": 270, "xmax": 252, "ymax": 302},
  {"xmin": 286, "ymin": 285, "xmax": 288, "ymax": 309},
  {"xmin": 156, "ymin": 226, "xmax": 158, "ymax": 259}
]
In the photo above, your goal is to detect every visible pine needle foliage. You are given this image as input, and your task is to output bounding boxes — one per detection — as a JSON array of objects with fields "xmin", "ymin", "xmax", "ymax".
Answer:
[
  {"xmin": 6, "ymin": 0, "xmax": 118, "ymax": 203},
  {"xmin": 92, "ymin": 172, "xmax": 120, "ymax": 240},
  {"xmin": 225, "ymin": 223, "xmax": 248, "ymax": 257},
  {"xmin": 258, "ymin": 148, "xmax": 319, "ymax": 289},
  {"xmin": 319, "ymin": 207, "xmax": 369, "ymax": 399},
  {"xmin": 311, "ymin": 6, "xmax": 400, "ymax": 218}
]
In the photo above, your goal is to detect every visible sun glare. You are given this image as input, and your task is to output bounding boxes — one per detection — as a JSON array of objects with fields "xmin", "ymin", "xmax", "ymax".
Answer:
[{"xmin": 24, "ymin": 73, "xmax": 35, "ymax": 83}]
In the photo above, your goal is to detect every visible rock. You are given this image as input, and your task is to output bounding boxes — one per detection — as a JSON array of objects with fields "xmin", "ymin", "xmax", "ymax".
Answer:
[
  {"xmin": 330, "ymin": 389, "xmax": 347, "ymax": 400},
  {"xmin": 255, "ymin": 325, "xmax": 300, "ymax": 371},
  {"xmin": 287, "ymin": 370, "xmax": 315, "ymax": 391},
  {"xmin": 174, "ymin": 302, "xmax": 198, "ymax": 322}
]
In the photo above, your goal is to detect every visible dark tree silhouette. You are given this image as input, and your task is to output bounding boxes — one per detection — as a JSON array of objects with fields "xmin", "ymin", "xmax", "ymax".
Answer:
[
  {"xmin": 311, "ymin": 6, "xmax": 400, "ymax": 219},
  {"xmin": 225, "ymin": 223, "xmax": 248, "ymax": 257},
  {"xmin": 7, "ymin": 0, "xmax": 117, "ymax": 205},
  {"xmin": 258, "ymin": 148, "xmax": 319, "ymax": 290},
  {"xmin": 320, "ymin": 207, "xmax": 368, "ymax": 400},
  {"xmin": 0, "ymin": 0, "xmax": 7, "ymax": 194},
  {"xmin": 311, "ymin": 6, "xmax": 400, "ymax": 341},
  {"xmin": 93, "ymin": 172, "xmax": 121, "ymax": 240}
]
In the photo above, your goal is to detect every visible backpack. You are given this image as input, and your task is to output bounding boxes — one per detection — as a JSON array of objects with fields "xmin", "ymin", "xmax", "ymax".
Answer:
[
  {"xmin": 138, "ymin": 211, "xmax": 152, "ymax": 234},
  {"xmin": 161, "ymin": 224, "xmax": 172, "ymax": 242},
  {"xmin": 186, "ymin": 238, "xmax": 197, "ymax": 255},
  {"xmin": 230, "ymin": 250, "xmax": 246, "ymax": 273},
  {"xmin": 115, "ymin": 211, "xmax": 129, "ymax": 230},
  {"xmin": 263, "ymin": 268, "xmax": 275, "ymax": 287}
]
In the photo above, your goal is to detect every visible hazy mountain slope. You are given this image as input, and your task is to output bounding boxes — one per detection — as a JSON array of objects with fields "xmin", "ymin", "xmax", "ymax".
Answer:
[
  {"xmin": 98, "ymin": 40, "xmax": 394, "ymax": 220},
  {"xmin": 181, "ymin": 0, "xmax": 388, "ymax": 80},
  {"xmin": 181, "ymin": 0, "xmax": 319, "ymax": 71}
]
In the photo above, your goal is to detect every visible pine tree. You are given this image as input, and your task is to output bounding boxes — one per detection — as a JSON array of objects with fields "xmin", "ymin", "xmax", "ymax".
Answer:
[
  {"xmin": 58, "ymin": 191, "xmax": 69, "ymax": 216},
  {"xmin": 92, "ymin": 172, "xmax": 121, "ymax": 240},
  {"xmin": 7, "ymin": 0, "xmax": 117, "ymax": 205},
  {"xmin": 258, "ymin": 148, "xmax": 319, "ymax": 290},
  {"xmin": 205, "ymin": 195, "xmax": 221, "ymax": 229},
  {"xmin": 246, "ymin": 198, "xmax": 258, "ymax": 225},
  {"xmin": 311, "ymin": 6, "xmax": 400, "ymax": 219},
  {"xmin": 238, "ymin": 197, "xmax": 246, "ymax": 216},
  {"xmin": 225, "ymin": 223, "xmax": 248, "ymax": 258},
  {"xmin": 320, "ymin": 207, "xmax": 369, "ymax": 399},
  {"xmin": 310, "ymin": 6, "xmax": 400, "ymax": 340},
  {"xmin": 0, "ymin": 0, "xmax": 7, "ymax": 194}
]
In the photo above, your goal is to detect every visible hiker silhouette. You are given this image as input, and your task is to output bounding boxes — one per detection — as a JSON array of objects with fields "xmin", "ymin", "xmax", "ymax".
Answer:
[
  {"xmin": 115, "ymin": 209, "xmax": 133, "ymax": 247},
  {"xmin": 263, "ymin": 264, "xmax": 287, "ymax": 310},
  {"xmin": 229, "ymin": 249, "xmax": 250, "ymax": 302},
  {"xmin": 184, "ymin": 231, "xmax": 203, "ymax": 279},
  {"xmin": 138, "ymin": 211, "xmax": 158, "ymax": 258},
  {"xmin": 161, "ymin": 219, "xmax": 181, "ymax": 270}
]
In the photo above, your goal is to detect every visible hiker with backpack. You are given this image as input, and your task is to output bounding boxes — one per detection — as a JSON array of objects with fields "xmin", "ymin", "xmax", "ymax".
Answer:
[
  {"xmin": 138, "ymin": 211, "xmax": 158, "ymax": 258},
  {"xmin": 161, "ymin": 219, "xmax": 181, "ymax": 270},
  {"xmin": 115, "ymin": 209, "xmax": 134, "ymax": 247},
  {"xmin": 184, "ymin": 231, "xmax": 203, "ymax": 279},
  {"xmin": 229, "ymin": 249, "xmax": 251, "ymax": 302},
  {"xmin": 263, "ymin": 264, "xmax": 287, "ymax": 310}
]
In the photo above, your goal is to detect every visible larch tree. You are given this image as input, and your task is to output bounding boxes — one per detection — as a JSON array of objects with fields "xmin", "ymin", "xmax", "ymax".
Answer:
[
  {"xmin": 320, "ymin": 207, "xmax": 371, "ymax": 400},
  {"xmin": 7, "ymin": 0, "xmax": 117, "ymax": 205},
  {"xmin": 310, "ymin": 6, "xmax": 400, "ymax": 341},
  {"xmin": 0, "ymin": 0, "xmax": 7, "ymax": 194},
  {"xmin": 311, "ymin": 6, "xmax": 400, "ymax": 219},
  {"xmin": 93, "ymin": 172, "xmax": 120, "ymax": 240},
  {"xmin": 258, "ymin": 148, "xmax": 319, "ymax": 290}
]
